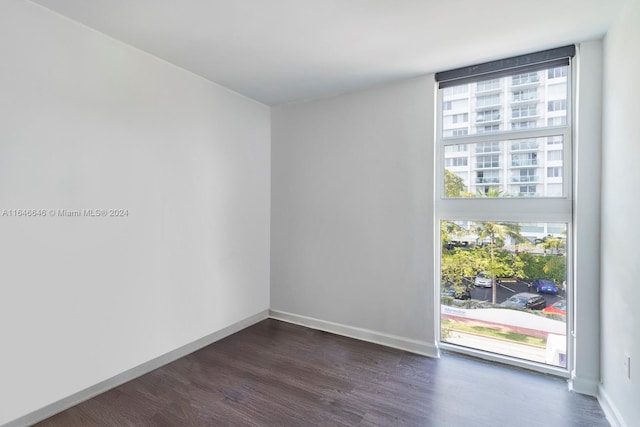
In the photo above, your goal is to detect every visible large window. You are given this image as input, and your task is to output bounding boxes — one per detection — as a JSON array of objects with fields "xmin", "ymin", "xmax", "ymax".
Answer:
[
  {"xmin": 548, "ymin": 67, "xmax": 567, "ymax": 79},
  {"xmin": 512, "ymin": 105, "xmax": 538, "ymax": 118},
  {"xmin": 512, "ymin": 72, "xmax": 540, "ymax": 86},
  {"xmin": 548, "ymin": 117, "xmax": 567, "ymax": 127},
  {"xmin": 548, "ymin": 167, "xmax": 562, "ymax": 178},
  {"xmin": 476, "ymin": 154, "xmax": 500, "ymax": 169},
  {"xmin": 548, "ymin": 150, "xmax": 562, "ymax": 161},
  {"xmin": 444, "ymin": 84, "xmax": 469, "ymax": 96},
  {"xmin": 548, "ymin": 100, "xmax": 567, "ymax": 112},
  {"xmin": 477, "ymin": 94, "xmax": 500, "ymax": 108},
  {"xmin": 445, "ymin": 157, "xmax": 468, "ymax": 167},
  {"xmin": 477, "ymin": 79, "xmax": 501, "ymax": 92},
  {"xmin": 512, "ymin": 152, "xmax": 538, "ymax": 167},
  {"xmin": 512, "ymin": 120, "xmax": 537, "ymax": 130},
  {"xmin": 476, "ymin": 141, "xmax": 500, "ymax": 153},
  {"xmin": 476, "ymin": 170, "xmax": 500, "ymax": 184},
  {"xmin": 476, "ymin": 109, "xmax": 501, "ymax": 122},
  {"xmin": 512, "ymin": 88, "xmax": 538, "ymax": 102},
  {"xmin": 436, "ymin": 45, "xmax": 574, "ymax": 374},
  {"xmin": 513, "ymin": 168, "xmax": 537, "ymax": 183}
]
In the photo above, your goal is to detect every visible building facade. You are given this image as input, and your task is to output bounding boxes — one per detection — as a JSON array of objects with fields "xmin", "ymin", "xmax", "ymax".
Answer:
[{"xmin": 442, "ymin": 67, "xmax": 568, "ymax": 198}]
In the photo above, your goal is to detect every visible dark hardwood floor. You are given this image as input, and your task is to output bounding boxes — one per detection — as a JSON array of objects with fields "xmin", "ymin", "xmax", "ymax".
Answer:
[{"xmin": 35, "ymin": 319, "xmax": 608, "ymax": 426}]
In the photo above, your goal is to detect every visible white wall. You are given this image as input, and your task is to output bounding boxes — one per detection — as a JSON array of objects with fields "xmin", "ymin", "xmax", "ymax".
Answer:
[
  {"xmin": 572, "ymin": 40, "xmax": 604, "ymax": 395},
  {"xmin": 0, "ymin": 1, "xmax": 270, "ymax": 424},
  {"xmin": 271, "ymin": 77, "xmax": 435, "ymax": 355},
  {"xmin": 600, "ymin": 0, "xmax": 640, "ymax": 425}
]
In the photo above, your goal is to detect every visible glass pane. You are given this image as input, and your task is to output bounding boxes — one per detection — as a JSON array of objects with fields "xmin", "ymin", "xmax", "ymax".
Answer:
[
  {"xmin": 441, "ymin": 66, "xmax": 568, "ymax": 138},
  {"xmin": 444, "ymin": 135, "xmax": 564, "ymax": 198},
  {"xmin": 440, "ymin": 220, "xmax": 568, "ymax": 368}
]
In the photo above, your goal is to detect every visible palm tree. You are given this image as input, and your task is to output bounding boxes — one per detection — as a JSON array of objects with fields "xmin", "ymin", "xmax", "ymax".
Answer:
[
  {"xmin": 540, "ymin": 235, "xmax": 566, "ymax": 254},
  {"xmin": 475, "ymin": 221, "xmax": 524, "ymax": 304},
  {"xmin": 477, "ymin": 187, "xmax": 509, "ymax": 198}
]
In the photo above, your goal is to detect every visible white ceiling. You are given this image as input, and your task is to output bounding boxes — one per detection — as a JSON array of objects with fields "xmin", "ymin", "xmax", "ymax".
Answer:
[{"xmin": 29, "ymin": 0, "xmax": 626, "ymax": 105}]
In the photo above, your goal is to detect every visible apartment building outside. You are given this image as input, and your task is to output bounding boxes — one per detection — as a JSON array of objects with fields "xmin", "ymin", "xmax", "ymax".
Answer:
[{"xmin": 442, "ymin": 67, "xmax": 568, "ymax": 199}]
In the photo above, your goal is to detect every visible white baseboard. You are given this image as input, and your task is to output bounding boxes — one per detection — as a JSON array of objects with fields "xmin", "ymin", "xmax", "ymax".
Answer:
[
  {"xmin": 269, "ymin": 309, "xmax": 439, "ymax": 358},
  {"xmin": 3, "ymin": 310, "xmax": 270, "ymax": 427},
  {"xmin": 568, "ymin": 376, "xmax": 599, "ymax": 396},
  {"xmin": 598, "ymin": 385, "xmax": 627, "ymax": 427}
]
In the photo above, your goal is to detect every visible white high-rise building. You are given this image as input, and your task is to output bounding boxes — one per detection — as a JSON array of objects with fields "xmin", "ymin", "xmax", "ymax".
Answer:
[{"xmin": 442, "ymin": 67, "xmax": 568, "ymax": 198}]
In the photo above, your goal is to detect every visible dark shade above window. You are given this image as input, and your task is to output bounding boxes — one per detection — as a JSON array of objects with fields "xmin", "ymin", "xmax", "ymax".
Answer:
[{"xmin": 436, "ymin": 45, "xmax": 576, "ymax": 89}]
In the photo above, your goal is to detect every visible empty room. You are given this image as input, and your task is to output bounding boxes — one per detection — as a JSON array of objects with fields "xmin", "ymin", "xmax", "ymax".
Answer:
[{"xmin": 1, "ymin": 0, "xmax": 638, "ymax": 426}]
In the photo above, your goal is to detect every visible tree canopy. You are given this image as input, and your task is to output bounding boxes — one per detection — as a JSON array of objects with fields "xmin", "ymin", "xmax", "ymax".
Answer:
[
  {"xmin": 444, "ymin": 169, "xmax": 467, "ymax": 197},
  {"xmin": 440, "ymin": 220, "xmax": 566, "ymax": 303}
]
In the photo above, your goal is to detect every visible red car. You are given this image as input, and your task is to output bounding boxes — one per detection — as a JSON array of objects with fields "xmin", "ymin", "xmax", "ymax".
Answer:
[{"xmin": 543, "ymin": 299, "xmax": 566, "ymax": 315}]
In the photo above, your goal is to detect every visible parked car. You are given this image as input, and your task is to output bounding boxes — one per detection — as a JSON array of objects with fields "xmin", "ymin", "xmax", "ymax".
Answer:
[
  {"xmin": 474, "ymin": 272, "xmax": 492, "ymax": 288},
  {"xmin": 500, "ymin": 293, "xmax": 547, "ymax": 310},
  {"xmin": 442, "ymin": 285, "xmax": 471, "ymax": 300},
  {"xmin": 444, "ymin": 241, "xmax": 470, "ymax": 250},
  {"xmin": 543, "ymin": 299, "xmax": 567, "ymax": 315},
  {"xmin": 531, "ymin": 279, "xmax": 558, "ymax": 294}
]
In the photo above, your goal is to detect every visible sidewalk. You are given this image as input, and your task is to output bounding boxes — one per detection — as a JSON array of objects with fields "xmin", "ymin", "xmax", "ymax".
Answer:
[
  {"xmin": 445, "ymin": 331, "xmax": 547, "ymax": 363},
  {"xmin": 442, "ymin": 305, "xmax": 566, "ymax": 338}
]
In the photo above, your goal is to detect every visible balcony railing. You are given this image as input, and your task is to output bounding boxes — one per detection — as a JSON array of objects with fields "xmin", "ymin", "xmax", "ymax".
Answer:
[
  {"xmin": 512, "ymin": 75, "xmax": 540, "ymax": 86},
  {"xmin": 511, "ymin": 176, "xmax": 539, "ymax": 182},
  {"xmin": 475, "ymin": 147, "xmax": 501, "ymax": 154},
  {"xmin": 476, "ymin": 177, "xmax": 501, "ymax": 184},
  {"xmin": 475, "ymin": 163, "xmax": 500, "ymax": 169},
  {"xmin": 477, "ymin": 126, "xmax": 500, "ymax": 134},
  {"xmin": 476, "ymin": 100, "xmax": 500, "ymax": 108},
  {"xmin": 476, "ymin": 115, "xmax": 500, "ymax": 123},
  {"xmin": 476, "ymin": 81, "xmax": 501, "ymax": 92},
  {"xmin": 512, "ymin": 110, "xmax": 538, "ymax": 119},
  {"xmin": 512, "ymin": 95, "xmax": 538, "ymax": 102},
  {"xmin": 512, "ymin": 159, "xmax": 539, "ymax": 167},
  {"xmin": 511, "ymin": 141, "xmax": 539, "ymax": 151}
]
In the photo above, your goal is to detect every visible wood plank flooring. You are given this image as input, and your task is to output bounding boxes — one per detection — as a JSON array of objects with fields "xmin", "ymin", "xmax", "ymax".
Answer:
[{"xmin": 35, "ymin": 319, "xmax": 608, "ymax": 426}]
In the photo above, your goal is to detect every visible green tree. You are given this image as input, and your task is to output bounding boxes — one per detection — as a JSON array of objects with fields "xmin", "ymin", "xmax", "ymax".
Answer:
[
  {"xmin": 444, "ymin": 169, "xmax": 467, "ymax": 197},
  {"xmin": 441, "ymin": 220, "xmax": 466, "ymax": 251},
  {"xmin": 441, "ymin": 248, "xmax": 489, "ymax": 298},
  {"xmin": 520, "ymin": 252, "xmax": 566, "ymax": 284},
  {"xmin": 543, "ymin": 255, "xmax": 566, "ymax": 283},
  {"xmin": 520, "ymin": 252, "xmax": 546, "ymax": 280},
  {"xmin": 441, "ymin": 246, "xmax": 524, "ymax": 302},
  {"xmin": 474, "ymin": 221, "xmax": 524, "ymax": 304},
  {"xmin": 539, "ymin": 235, "xmax": 566, "ymax": 254},
  {"xmin": 477, "ymin": 187, "xmax": 510, "ymax": 198},
  {"xmin": 494, "ymin": 250, "xmax": 525, "ymax": 280}
]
